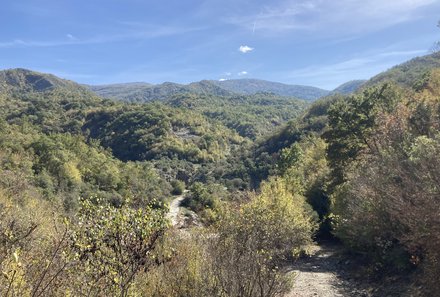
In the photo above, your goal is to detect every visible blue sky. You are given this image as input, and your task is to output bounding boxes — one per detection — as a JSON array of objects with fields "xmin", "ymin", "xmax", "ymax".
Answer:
[{"xmin": 1, "ymin": 0, "xmax": 439, "ymax": 89}]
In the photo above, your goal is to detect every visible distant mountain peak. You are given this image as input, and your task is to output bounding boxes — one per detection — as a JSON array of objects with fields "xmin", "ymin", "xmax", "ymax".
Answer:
[
  {"xmin": 210, "ymin": 78, "xmax": 330, "ymax": 100},
  {"xmin": 0, "ymin": 68, "xmax": 95, "ymax": 96},
  {"xmin": 88, "ymin": 78, "xmax": 331, "ymax": 102}
]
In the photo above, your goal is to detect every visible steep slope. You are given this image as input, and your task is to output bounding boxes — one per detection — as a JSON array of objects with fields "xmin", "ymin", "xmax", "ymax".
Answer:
[
  {"xmin": 0, "ymin": 68, "xmax": 106, "ymax": 133},
  {"xmin": 166, "ymin": 92, "xmax": 308, "ymax": 139},
  {"xmin": 364, "ymin": 51, "xmax": 440, "ymax": 88},
  {"xmin": 0, "ymin": 68, "xmax": 95, "ymax": 96},
  {"xmin": 211, "ymin": 78, "xmax": 330, "ymax": 100}
]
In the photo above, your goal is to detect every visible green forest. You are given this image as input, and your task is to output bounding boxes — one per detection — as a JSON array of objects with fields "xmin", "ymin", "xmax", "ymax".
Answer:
[{"xmin": 1, "ymin": 51, "xmax": 440, "ymax": 296}]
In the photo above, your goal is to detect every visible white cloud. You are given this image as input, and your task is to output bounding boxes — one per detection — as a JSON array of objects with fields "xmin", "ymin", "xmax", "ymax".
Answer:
[
  {"xmin": 238, "ymin": 71, "xmax": 248, "ymax": 76},
  {"xmin": 0, "ymin": 25, "xmax": 203, "ymax": 48},
  {"xmin": 225, "ymin": 72, "xmax": 232, "ymax": 76},
  {"xmin": 219, "ymin": 78, "xmax": 227, "ymax": 81},
  {"xmin": 239, "ymin": 45, "xmax": 254, "ymax": 53},
  {"xmin": 66, "ymin": 34, "xmax": 76, "ymax": 41},
  {"xmin": 226, "ymin": 0, "xmax": 437, "ymax": 34}
]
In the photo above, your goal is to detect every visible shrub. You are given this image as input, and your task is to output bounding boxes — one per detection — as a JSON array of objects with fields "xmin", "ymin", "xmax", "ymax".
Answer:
[
  {"xmin": 170, "ymin": 179, "xmax": 185, "ymax": 195},
  {"xmin": 209, "ymin": 178, "xmax": 317, "ymax": 297}
]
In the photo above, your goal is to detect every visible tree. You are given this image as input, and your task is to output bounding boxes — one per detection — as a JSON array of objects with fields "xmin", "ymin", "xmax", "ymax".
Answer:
[
  {"xmin": 324, "ymin": 83, "xmax": 402, "ymax": 187},
  {"xmin": 70, "ymin": 198, "xmax": 169, "ymax": 296},
  {"xmin": 210, "ymin": 178, "xmax": 317, "ymax": 297}
]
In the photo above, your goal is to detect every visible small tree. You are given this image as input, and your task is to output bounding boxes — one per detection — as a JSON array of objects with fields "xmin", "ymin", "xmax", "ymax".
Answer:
[
  {"xmin": 170, "ymin": 179, "xmax": 185, "ymax": 195},
  {"xmin": 70, "ymin": 198, "xmax": 168, "ymax": 296},
  {"xmin": 210, "ymin": 178, "xmax": 317, "ymax": 297}
]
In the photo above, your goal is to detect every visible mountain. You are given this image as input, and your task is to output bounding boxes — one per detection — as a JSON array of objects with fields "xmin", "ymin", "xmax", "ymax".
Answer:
[
  {"xmin": 211, "ymin": 79, "xmax": 330, "ymax": 100},
  {"xmin": 88, "ymin": 82, "xmax": 153, "ymax": 99},
  {"xmin": 331, "ymin": 80, "xmax": 366, "ymax": 94},
  {"xmin": 0, "ymin": 68, "xmax": 246, "ymax": 162},
  {"xmin": 0, "ymin": 68, "xmax": 94, "ymax": 96},
  {"xmin": 0, "ymin": 68, "xmax": 106, "ymax": 133},
  {"xmin": 88, "ymin": 80, "xmax": 235, "ymax": 102},
  {"xmin": 88, "ymin": 79, "xmax": 330, "ymax": 102}
]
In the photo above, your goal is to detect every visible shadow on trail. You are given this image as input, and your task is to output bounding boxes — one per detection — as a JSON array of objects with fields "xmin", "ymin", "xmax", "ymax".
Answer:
[
  {"xmin": 286, "ymin": 242, "xmax": 370, "ymax": 297},
  {"xmin": 287, "ymin": 239, "xmax": 419, "ymax": 297}
]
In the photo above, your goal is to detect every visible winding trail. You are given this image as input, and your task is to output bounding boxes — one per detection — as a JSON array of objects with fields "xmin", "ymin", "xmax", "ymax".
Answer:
[{"xmin": 166, "ymin": 190, "xmax": 188, "ymax": 226}]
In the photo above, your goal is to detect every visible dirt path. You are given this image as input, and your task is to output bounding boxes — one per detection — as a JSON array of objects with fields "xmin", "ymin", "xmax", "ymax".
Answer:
[
  {"xmin": 287, "ymin": 243, "xmax": 369, "ymax": 297},
  {"xmin": 166, "ymin": 192, "xmax": 187, "ymax": 226}
]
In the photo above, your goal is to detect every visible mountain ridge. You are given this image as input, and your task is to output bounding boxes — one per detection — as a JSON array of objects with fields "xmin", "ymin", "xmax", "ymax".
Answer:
[
  {"xmin": 0, "ymin": 68, "xmax": 364, "ymax": 102},
  {"xmin": 87, "ymin": 78, "xmax": 333, "ymax": 101},
  {"xmin": 0, "ymin": 68, "xmax": 93, "ymax": 94}
]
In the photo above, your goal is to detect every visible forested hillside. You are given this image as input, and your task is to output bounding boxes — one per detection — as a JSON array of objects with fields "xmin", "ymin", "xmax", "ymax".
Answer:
[
  {"xmin": 210, "ymin": 78, "xmax": 330, "ymax": 99},
  {"xmin": 89, "ymin": 78, "xmax": 330, "ymax": 101},
  {"xmin": 1, "ymin": 52, "xmax": 440, "ymax": 296},
  {"xmin": 331, "ymin": 79, "xmax": 367, "ymax": 94},
  {"xmin": 88, "ymin": 80, "xmax": 235, "ymax": 102},
  {"xmin": 165, "ymin": 92, "xmax": 307, "ymax": 139}
]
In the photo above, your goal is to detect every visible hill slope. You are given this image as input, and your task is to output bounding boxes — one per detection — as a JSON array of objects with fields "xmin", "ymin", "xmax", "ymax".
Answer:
[
  {"xmin": 211, "ymin": 79, "xmax": 330, "ymax": 100},
  {"xmin": 225, "ymin": 52, "xmax": 440, "ymax": 189},
  {"xmin": 364, "ymin": 51, "xmax": 440, "ymax": 88},
  {"xmin": 88, "ymin": 82, "xmax": 153, "ymax": 100},
  {"xmin": 0, "ymin": 68, "xmax": 95, "ymax": 96},
  {"xmin": 88, "ymin": 80, "xmax": 235, "ymax": 102},
  {"xmin": 165, "ymin": 92, "xmax": 308, "ymax": 139},
  {"xmin": 332, "ymin": 80, "xmax": 366, "ymax": 94},
  {"xmin": 0, "ymin": 68, "xmax": 245, "ymax": 167},
  {"xmin": 88, "ymin": 78, "xmax": 330, "ymax": 101}
]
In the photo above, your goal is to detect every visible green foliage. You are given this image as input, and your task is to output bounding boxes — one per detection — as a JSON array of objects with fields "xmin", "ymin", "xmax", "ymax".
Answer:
[
  {"xmin": 277, "ymin": 143, "xmax": 303, "ymax": 175},
  {"xmin": 209, "ymin": 178, "xmax": 317, "ymax": 297},
  {"xmin": 70, "ymin": 198, "xmax": 169, "ymax": 296},
  {"xmin": 134, "ymin": 231, "xmax": 216, "ymax": 297},
  {"xmin": 329, "ymin": 71, "xmax": 440, "ymax": 292},
  {"xmin": 3, "ymin": 53, "xmax": 440, "ymax": 296},
  {"xmin": 90, "ymin": 80, "xmax": 233, "ymax": 102},
  {"xmin": 280, "ymin": 137, "xmax": 330, "ymax": 221},
  {"xmin": 170, "ymin": 179, "xmax": 185, "ymax": 195},
  {"xmin": 84, "ymin": 103, "xmax": 244, "ymax": 163},
  {"xmin": 324, "ymin": 83, "xmax": 403, "ymax": 186},
  {"xmin": 211, "ymin": 78, "xmax": 329, "ymax": 100},
  {"xmin": 365, "ymin": 52, "xmax": 440, "ymax": 88},
  {"xmin": 167, "ymin": 92, "xmax": 308, "ymax": 140},
  {"xmin": 182, "ymin": 182, "xmax": 226, "ymax": 224},
  {"xmin": 90, "ymin": 78, "xmax": 329, "ymax": 102},
  {"xmin": 0, "ymin": 67, "xmax": 318, "ymax": 297},
  {"xmin": 0, "ymin": 121, "xmax": 171, "ymax": 212}
]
